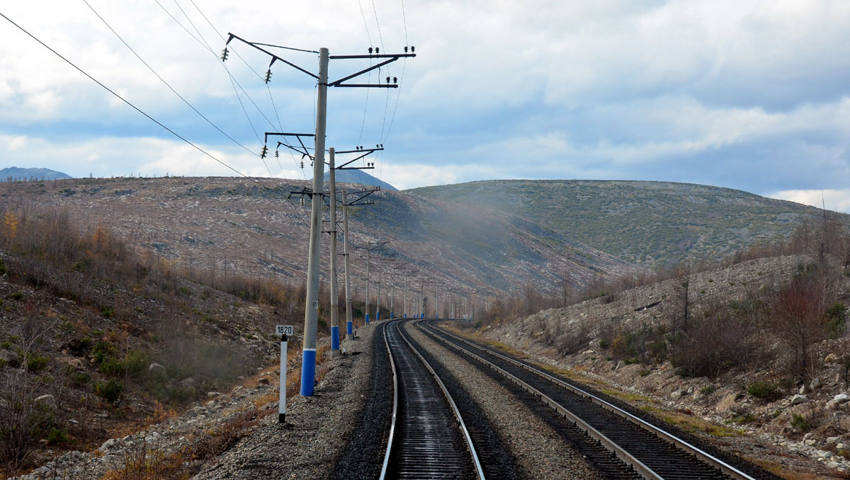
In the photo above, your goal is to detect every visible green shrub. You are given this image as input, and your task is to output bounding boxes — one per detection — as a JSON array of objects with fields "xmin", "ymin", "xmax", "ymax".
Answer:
[
  {"xmin": 95, "ymin": 379, "xmax": 123, "ymax": 404},
  {"xmin": 70, "ymin": 371, "xmax": 90, "ymax": 386},
  {"xmin": 791, "ymin": 413, "xmax": 811, "ymax": 432},
  {"xmin": 47, "ymin": 428, "xmax": 70, "ymax": 446},
  {"xmin": 746, "ymin": 381, "xmax": 782, "ymax": 401},
  {"xmin": 92, "ymin": 340, "xmax": 116, "ymax": 364},
  {"xmin": 700, "ymin": 385, "xmax": 718, "ymax": 396},
  {"xmin": 124, "ymin": 350, "xmax": 150, "ymax": 378},
  {"xmin": 26, "ymin": 353, "xmax": 49, "ymax": 372},
  {"xmin": 9, "ymin": 292, "xmax": 23, "ymax": 300},
  {"xmin": 99, "ymin": 306, "xmax": 113, "ymax": 318},
  {"xmin": 826, "ymin": 302, "xmax": 847, "ymax": 339},
  {"xmin": 0, "ymin": 258, "xmax": 6, "ymax": 275},
  {"xmin": 100, "ymin": 357, "xmax": 126, "ymax": 377}
]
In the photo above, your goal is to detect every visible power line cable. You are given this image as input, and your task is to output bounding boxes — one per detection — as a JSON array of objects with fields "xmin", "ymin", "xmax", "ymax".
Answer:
[
  {"xmin": 1, "ymin": 11, "xmax": 311, "ymax": 229},
  {"xmin": 81, "ymin": 0, "xmax": 257, "ymax": 158},
  {"xmin": 0, "ymin": 11, "xmax": 254, "ymax": 181}
]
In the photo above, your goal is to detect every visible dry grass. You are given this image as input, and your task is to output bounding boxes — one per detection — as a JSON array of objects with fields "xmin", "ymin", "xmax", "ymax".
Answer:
[
  {"xmin": 639, "ymin": 405, "xmax": 744, "ymax": 438},
  {"xmin": 102, "ymin": 441, "xmax": 192, "ymax": 480}
]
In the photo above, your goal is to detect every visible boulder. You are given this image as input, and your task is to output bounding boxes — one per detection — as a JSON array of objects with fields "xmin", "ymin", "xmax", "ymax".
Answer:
[
  {"xmin": 791, "ymin": 394, "xmax": 808, "ymax": 405},
  {"xmin": 179, "ymin": 377, "xmax": 196, "ymax": 388},
  {"xmin": 0, "ymin": 349, "xmax": 20, "ymax": 367},
  {"xmin": 825, "ymin": 353, "xmax": 839, "ymax": 363},
  {"xmin": 834, "ymin": 393, "xmax": 849, "ymax": 404},
  {"xmin": 715, "ymin": 392, "xmax": 740, "ymax": 413},
  {"xmin": 35, "ymin": 394, "xmax": 56, "ymax": 409},
  {"xmin": 149, "ymin": 363, "xmax": 166, "ymax": 376},
  {"xmin": 810, "ymin": 377, "xmax": 821, "ymax": 391},
  {"xmin": 257, "ymin": 377, "xmax": 270, "ymax": 386},
  {"xmin": 671, "ymin": 391, "xmax": 682, "ymax": 401}
]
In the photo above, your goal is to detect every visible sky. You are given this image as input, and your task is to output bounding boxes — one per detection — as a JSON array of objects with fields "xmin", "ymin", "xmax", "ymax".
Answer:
[{"xmin": 1, "ymin": 1, "xmax": 849, "ymax": 211}]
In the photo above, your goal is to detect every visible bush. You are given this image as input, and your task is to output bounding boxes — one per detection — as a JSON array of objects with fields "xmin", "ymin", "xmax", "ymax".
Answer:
[
  {"xmin": 826, "ymin": 302, "xmax": 847, "ymax": 339},
  {"xmin": 100, "ymin": 357, "xmax": 126, "ymax": 377},
  {"xmin": 124, "ymin": 350, "xmax": 150, "ymax": 378},
  {"xmin": 791, "ymin": 413, "xmax": 811, "ymax": 432},
  {"xmin": 46, "ymin": 428, "xmax": 69, "ymax": 446},
  {"xmin": 700, "ymin": 385, "xmax": 718, "ymax": 396},
  {"xmin": 25, "ymin": 353, "xmax": 49, "ymax": 372},
  {"xmin": 746, "ymin": 381, "xmax": 782, "ymax": 401},
  {"xmin": 70, "ymin": 371, "xmax": 90, "ymax": 386},
  {"xmin": 92, "ymin": 340, "xmax": 116, "ymax": 364},
  {"xmin": 0, "ymin": 258, "xmax": 6, "ymax": 275},
  {"xmin": 95, "ymin": 379, "xmax": 123, "ymax": 404}
]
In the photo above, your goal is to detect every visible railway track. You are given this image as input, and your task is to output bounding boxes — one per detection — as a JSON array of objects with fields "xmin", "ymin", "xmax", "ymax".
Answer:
[
  {"xmin": 417, "ymin": 320, "xmax": 774, "ymax": 480},
  {"xmin": 380, "ymin": 320, "xmax": 485, "ymax": 479}
]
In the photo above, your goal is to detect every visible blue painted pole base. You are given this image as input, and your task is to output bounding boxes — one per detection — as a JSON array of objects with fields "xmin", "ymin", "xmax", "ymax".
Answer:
[
  {"xmin": 436, "ymin": 314, "xmax": 439, "ymax": 319},
  {"xmin": 404, "ymin": 313, "xmax": 407, "ymax": 319},
  {"xmin": 331, "ymin": 326, "xmax": 339, "ymax": 351},
  {"xmin": 365, "ymin": 313, "xmax": 370, "ymax": 325},
  {"xmin": 300, "ymin": 349, "xmax": 316, "ymax": 396},
  {"xmin": 347, "ymin": 321, "xmax": 353, "ymax": 335},
  {"xmin": 390, "ymin": 311, "xmax": 394, "ymax": 320},
  {"xmin": 376, "ymin": 311, "xmax": 380, "ymax": 322}
]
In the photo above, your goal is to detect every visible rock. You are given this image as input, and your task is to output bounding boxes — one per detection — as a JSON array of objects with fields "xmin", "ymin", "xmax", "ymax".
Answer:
[
  {"xmin": 257, "ymin": 378, "xmax": 270, "ymax": 386},
  {"xmin": 99, "ymin": 438, "xmax": 120, "ymax": 452},
  {"xmin": 0, "ymin": 349, "xmax": 20, "ymax": 367},
  {"xmin": 837, "ymin": 443, "xmax": 847, "ymax": 450},
  {"xmin": 671, "ymin": 391, "xmax": 682, "ymax": 401},
  {"xmin": 834, "ymin": 393, "xmax": 849, "ymax": 404},
  {"xmin": 805, "ymin": 439, "xmax": 817, "ymax": 446},
  {"xmin": 35, "ymin": 394, "xmax": 56, "ymax": 409},
  {"xmin": 144, "ymin": 432, "xmax": 160, "ymax": 443},
  {"xmin": 799, "ymin": 385, "xmax": 806, "ymax": 395},
  {"xmin": 715, "ymin": 393, "xmax": 740, "ymax": 413},
  {"xmin": 827, "ymin": 436, "xmax": 841, "ymax": 444},
  {"xmin": 823, "ymin": 451, "xmax": 834, "ymax": 458},
  {"xmin": 693, "ymin": 391, "xmax": 703, "ymax": 401},
  {"xmin": 791, "ymin": 394, "xmax": 808, "ymax": 405},
  {"xmin": 614, "ymin": 361, "xmax": 624, "ymax": 371},
  {"xmin": 149, "ymin": 363, "xmax": 167, "ymax": 376},
  {"xmin": 206, "ymin": 391, "xmax": 223, "ymax": 398},
  {"xmin": 179, "ymin": 377, "xmax": 196, "ymax": 388},
  {"xmin": 826, "ymin": 353, "xmax": 839, "ymax": 363},
  {"xmin": 810, "ymin": 377, "xmax": 821, "ymax": 391}
]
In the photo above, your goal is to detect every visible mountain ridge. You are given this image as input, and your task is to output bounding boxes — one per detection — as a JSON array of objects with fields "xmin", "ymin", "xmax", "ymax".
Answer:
[{"xmin": 407, "ymin": 179, "xmax": 849, "ymax": 267}]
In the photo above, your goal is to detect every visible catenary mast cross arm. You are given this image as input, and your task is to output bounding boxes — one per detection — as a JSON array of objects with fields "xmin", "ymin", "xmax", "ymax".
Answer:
[{"xmin": 226, "ymin": 33, "xmax": 319, "ymax": 79}]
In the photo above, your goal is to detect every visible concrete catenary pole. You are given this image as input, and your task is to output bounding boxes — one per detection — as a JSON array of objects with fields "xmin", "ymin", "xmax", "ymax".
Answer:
[
  {"xmin": 328, "ymin": 148, "xmax": 340, "ymax": 357},
  {"xmin": 375, "ymin": 257, "xmax": 381, "ymax": 322},
  {"xmin": 364, "ymin": 245, "xmax": 371, "ymax": 324},
  {"xmin": 390, "ymin": 266, "xmax": 395, "ymax": 319},
  {"xmin": 342, "ymin": 190, "xmax": 353, "ymax": 338},
  {"xmin": 300, "ymin": 47, "xmax": 329, "ymax": 397}
]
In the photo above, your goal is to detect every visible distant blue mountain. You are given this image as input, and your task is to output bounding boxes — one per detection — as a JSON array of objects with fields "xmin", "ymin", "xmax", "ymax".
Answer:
[
  {"xmin": 1, "ymin": 167, "xmax": 72, "ymax": 182},
  {"xmin": 321, "ymin": 169, "xmax": 397, "ymax": 191}
]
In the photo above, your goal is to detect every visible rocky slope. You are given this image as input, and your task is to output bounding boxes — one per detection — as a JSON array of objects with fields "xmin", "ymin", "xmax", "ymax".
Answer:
[{"xmin": 474, "ymin": 255, "xmax": 850, "ymax": 478}]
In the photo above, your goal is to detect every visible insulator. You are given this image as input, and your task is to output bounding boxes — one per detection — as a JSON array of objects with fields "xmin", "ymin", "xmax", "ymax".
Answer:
[
  {"xmin": 275, "ymin": 150, "xmax": 279, "ymax": 158},
  {"xmin": 260, "ymin": 146, "xmax": 267, "ymax": 158},
  {"xmin": 264, "ymin": 70, "xmax": 273, "ymax": 84},
  {"xmin": 411, "ymin": 46, "xmax": 415, "ymax": 53},
  {"xmin": 220, "ymin": 47, "xmax": 229, "ymax": 61},
  {"xmin": 300, "ymin": 161, "xmax": 304, "ymax": 168},
  {"xmin": 369, "ymin": 47, "xmax": 373, "ymax": 54},
  {"xmin": 404, "ymin": 46, "xmax": 408, "ymax": 53},
  {"xmin": 386, "ymin": 76, "xmax": 390, "ymax": 83},
  {"xmin": 393, "ymin": 77, "xmax": 397, "ymax": 83},
  {"xmin": 376, "ymin": 47, "xmax": 380, "ymax": 54}
]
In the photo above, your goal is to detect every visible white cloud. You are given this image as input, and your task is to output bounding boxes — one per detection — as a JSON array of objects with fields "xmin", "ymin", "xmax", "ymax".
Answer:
[
  {"xmin": 770, "ymin": 189, "xmax": 850, "ymax": 214},
  {"xmin": 7, "ymin": 136, "xmax": 27, "ymax": 151}
]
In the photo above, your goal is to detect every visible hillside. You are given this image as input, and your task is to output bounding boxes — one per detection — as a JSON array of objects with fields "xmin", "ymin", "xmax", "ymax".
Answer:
[
  {"xmin": 408, "ymin": 180, "xmax": 848, "ymax": 268},
  {"xmin": 1, "ymin": 167, "xmax": 71, "ymax": 182},
  {"xmin": 0, "ymin": 177, "xmax": 638, "ymax": 299},
  {"xmin": 321, "ymin": 169, "xmax": 397, "ymax": 191}
]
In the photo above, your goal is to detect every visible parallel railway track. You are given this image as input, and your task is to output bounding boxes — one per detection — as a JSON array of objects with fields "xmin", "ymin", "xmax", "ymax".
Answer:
[{"xmin": 417, "ymin": 319, "xmax": 775, "ymax": 480}]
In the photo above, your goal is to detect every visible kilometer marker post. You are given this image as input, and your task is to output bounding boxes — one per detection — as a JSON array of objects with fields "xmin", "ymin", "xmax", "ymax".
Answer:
[{"xmin": 279, "ymin": 332, "xmax": 288, "ymax": 424}]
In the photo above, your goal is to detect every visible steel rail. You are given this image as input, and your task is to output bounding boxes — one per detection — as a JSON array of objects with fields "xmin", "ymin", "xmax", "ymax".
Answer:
[
  {"xmin": 423, "ymin": 321, "xmax": 755, "ymax": 480},
  {"xmin": 395, "ymin": 321, "xmax": 486, "ymax": 480},
  {"xmin": 378, "ymin": 322, "xmax": 400, "ymax": 480}
]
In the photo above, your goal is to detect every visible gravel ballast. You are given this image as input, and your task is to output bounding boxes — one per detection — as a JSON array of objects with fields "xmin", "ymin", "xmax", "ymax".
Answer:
[{"xmin": 195, "ymin": 325, "xmax": 381, "ymax": 479}]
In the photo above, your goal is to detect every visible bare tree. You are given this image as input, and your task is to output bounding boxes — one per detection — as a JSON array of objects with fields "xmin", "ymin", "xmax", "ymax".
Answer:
[{"xmin": 771, "ymin": 277, "xmax": 827, "ymax": 381}]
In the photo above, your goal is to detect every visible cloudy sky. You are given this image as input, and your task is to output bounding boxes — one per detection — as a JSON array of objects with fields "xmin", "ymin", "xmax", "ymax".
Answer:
[{"xmin": 2, "ymin": 1, "xmax": 849, "ymax": 210}]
